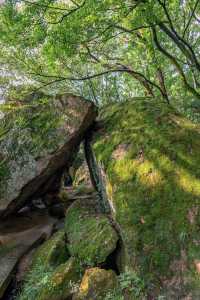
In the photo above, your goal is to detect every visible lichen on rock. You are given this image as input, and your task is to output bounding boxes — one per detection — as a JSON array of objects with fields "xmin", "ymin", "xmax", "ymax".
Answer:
[{"xmin": 73, "ymin": 268, "xmax": 118, "ymax": 300}]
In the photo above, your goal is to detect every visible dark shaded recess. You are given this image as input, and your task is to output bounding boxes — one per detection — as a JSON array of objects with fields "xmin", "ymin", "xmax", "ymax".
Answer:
[
  {"xmin": 84, "ymin": 124, "xmax": 99, "ymax": 190},
  {"xmin": 2, "ymin": 277, "xmax": 21, "ymax": 300},
  {"xmin": 101, "ymin": 239, "xmax": 121, "ymax": 275},
  {"xmin": 84, "ymin": 123, "xmax": 111, "ymax": 214},
  {"xmin": 83, "ymin": 122, "xmax": 122, "ymax": 276},
  {"xmin": 63, "ymin": 174, "xmax": 73, "ymax": 187}
]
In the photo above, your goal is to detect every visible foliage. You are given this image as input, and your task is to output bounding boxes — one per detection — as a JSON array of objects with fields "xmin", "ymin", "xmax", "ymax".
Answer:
[
  {"xmin": 0, "ymin": 0, "xmax": 200, "ymax": 109},
  {"xmin": 118, "ymin": 271, "xmax": 145, "ymax": 296},
  {"xmin": 0, "ymin": 1, "xmax": 200, "ymax": 298},
  {"xmin": 18, "ymin": 231, "xmax": 70, "ymax": 300}
]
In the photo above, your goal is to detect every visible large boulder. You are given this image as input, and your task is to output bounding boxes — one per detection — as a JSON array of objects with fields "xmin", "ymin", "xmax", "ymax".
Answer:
[
  {"xmin": 0, "ymin": 93, "xmax": 97, "ymax": 217},
  {"xmin": 91, "ymin": 99, "xmax": 200, "ymax": 297},
  {"xmin": 65, "ymin": 198, "xmax": 119, "ymax": 266},
  {"xmin": 73, "ymin": 268, "xmax": 118, "ymax": 300}
]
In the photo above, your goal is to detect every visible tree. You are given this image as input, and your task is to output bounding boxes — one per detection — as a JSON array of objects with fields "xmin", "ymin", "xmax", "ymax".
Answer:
[{"xmin": 0, "ymin": 0, "xmax": 200, "ymax": 104}]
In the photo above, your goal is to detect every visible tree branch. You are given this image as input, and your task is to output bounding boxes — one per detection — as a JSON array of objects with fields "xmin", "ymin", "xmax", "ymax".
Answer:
[
  {"xmin": 48, "ymin": 1, "xmax": 86, "ymax": 24},
  {"xmin": 156, "ymin": 0, "xmax": 200, "ymax": 72},
  {"xmin": 158, "ymin": 21, "xmax": 200, "ymax": 72},
  {"xmin": 152, "ymin": 27, "xmax": 200, "ymax": 99},
  {"xmin": 183, "ymin": 0, "xmax": 199, "ymax": 38},
  {"xmin": 113, "ymin": 24, "xmax": 153, "ymax": 34},
  {"xmin": 30, "ymin": 67, "xmax": 156, "ymax": 96},
  {"xmin": 156, "ymin": 0, "xmax": 176, "ymax": 33},
  {"xmin": 84, "ymin": 45, "xmax": 156, "ymax": 97},
  {"xmin": 22, "ymin": 0, "xmax": 72, "ymax": 12}
]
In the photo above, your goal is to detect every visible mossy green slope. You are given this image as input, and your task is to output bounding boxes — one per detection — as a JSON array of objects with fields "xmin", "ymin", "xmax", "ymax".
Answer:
[{"xmin": 93, "ymin": 98, "xmax": 200, "ymax": 294}]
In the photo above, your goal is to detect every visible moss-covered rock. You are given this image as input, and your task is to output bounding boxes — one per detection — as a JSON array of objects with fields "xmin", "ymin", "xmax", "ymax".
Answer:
[
  {"xmin": 73, "ymin": 268, "xmax": 118, "ymax": 300},
  {"xmin": 0, "ymin": 93, "xmax": 97, "ymax": 217},
  {"xmin": 92, "ymin": 99, "xmax": 200, "ymax": 296},
  {"xmin": 31, "ymin": 230, "xmax": 69, "ymax": 268},
  {"xmin": 65, "ymin": 199, "xmax": 119, "ymax": 266}
]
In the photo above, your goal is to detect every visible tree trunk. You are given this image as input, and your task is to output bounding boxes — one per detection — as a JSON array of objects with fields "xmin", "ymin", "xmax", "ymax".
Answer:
[{"xmin": 157, "ymin": 68, "xmax": 170, "ymax": 104}]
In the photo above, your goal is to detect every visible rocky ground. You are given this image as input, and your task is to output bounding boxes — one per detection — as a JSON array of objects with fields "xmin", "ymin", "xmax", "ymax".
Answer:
[{"xmin": 0, "ymin": 184, "xmax": 121, "ymax": 300}]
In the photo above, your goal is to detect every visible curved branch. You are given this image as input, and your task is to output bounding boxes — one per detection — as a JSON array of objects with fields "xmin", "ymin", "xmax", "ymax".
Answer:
[
  {"xmin": 152, "ymin": 27, "xmax": 200, "ymax": 99},
  {"xmin": 48, "ymin": 1, "xmax": 86, "ymax": 24},
  {"xmin": 156, "ymin": 0, "xmax": 176, "ymax": 33},
  {"xmin": 157, "ymin": 67, "xmax": 169, "ymax": 103},
  {"xmin": 158, "ymin": 21, "xmax": 200, "ymax": 72},
  {"xmin": 22, "ymin": 0, "xmax": 73, "ymax": 11},
  {"xmin": 31, "ymin": 67, "xmax": 158, "ymax": 96},
  {"xmin": 183, "ymin": 0, "xmax": 199, "ymax": 37},
  {"xmin": 114, "ymin": 24, "xmax": 153, "ymax": 34},
  {"xmin": 156, "ymin": 0, "xmax": 200, "ymax": 72}
]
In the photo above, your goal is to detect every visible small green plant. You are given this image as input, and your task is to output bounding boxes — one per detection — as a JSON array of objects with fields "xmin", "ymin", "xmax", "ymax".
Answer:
[
  {"xmin": 17, "ymin": 262, "xmax": 54, "ymax": 300},
  {"xmin": 119, "ymin": 271, "xmax": 145, "ymax": 297},
  {"xmin": 105, "ymin": 290, "xmax": 124, "ymax": 300}
]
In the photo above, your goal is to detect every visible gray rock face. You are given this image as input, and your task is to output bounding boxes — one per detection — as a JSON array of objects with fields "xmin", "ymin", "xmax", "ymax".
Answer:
[{"xmin": 0, "ymin": 93, "xmax": 97, "ymax": 217}]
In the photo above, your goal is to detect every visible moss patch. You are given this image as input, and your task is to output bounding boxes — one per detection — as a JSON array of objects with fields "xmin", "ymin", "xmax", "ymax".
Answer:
[
  {"xmin": 31, "ymin": 230, "xmax": 69, "ymax": 268},
  {"xmin": 65, "ymin": 199, "xmax": 119, "ymax": 266}
]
